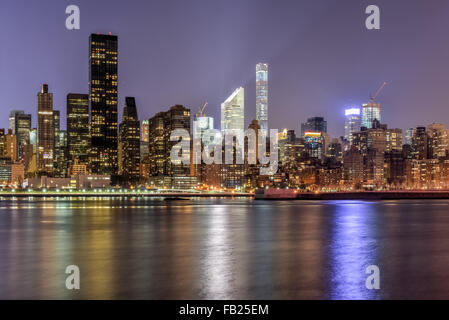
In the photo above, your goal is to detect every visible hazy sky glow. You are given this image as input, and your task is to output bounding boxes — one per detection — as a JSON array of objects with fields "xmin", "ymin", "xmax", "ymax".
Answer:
[{"xmin": 1, "ymin": 0, "xmax": 449, "ymax": 137}]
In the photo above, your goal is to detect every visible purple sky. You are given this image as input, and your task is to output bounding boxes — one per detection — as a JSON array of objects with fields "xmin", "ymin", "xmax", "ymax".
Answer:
[{"xmin": 1, "ymin": 0, "xmax": 449, "ymax": 137}]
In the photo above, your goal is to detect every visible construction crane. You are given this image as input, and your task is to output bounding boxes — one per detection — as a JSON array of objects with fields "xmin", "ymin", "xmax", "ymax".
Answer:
[
  {"xmin": 370, "ymin": 82, "xmax": 387, "ymax": 101},
  {"xmin": 196, "ymin": 102, "xmax": 208, "ymax": 118}
]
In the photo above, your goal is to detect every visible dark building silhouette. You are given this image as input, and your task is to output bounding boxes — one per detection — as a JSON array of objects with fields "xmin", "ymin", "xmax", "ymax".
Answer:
[
  {"xmin": 301, "ymin": 117, "xmax": 327, "ymax": 137},
  {"xmin": 119, "ymin": 97, "xmax": 140, "ymax": 185},
  {"xmin": 88, "ymin": 33, "xmax": 118, "ymax": 177}
]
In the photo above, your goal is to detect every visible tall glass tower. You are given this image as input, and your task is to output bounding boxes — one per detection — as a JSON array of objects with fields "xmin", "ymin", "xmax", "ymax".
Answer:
[
  {"xmin": 256, "ymin": 63, "xmax": 268, "ymax": 135},
  {"xmin": 221, "ymin": 87, "xmax": 244, "ymax": 136},
  {"xmin": 361, "ymin": 100, "xmax": 381, "ymax": 129},
  {"xmin": 344, "ymin": 108, "xmax": 361, "ymax": 144}
]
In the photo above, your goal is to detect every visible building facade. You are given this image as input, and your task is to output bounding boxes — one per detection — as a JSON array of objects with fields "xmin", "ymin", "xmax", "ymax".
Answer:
[
  {"xmin": 344, "ymin": 108, "xmax": 361, "ymax": 144},
  {"xmin": 88, "ymin": 33, "xmax": 118, "ymax": 177},
  {"xmin": 67, "ymin": 93, "xmax": 90, "ymax": 165},
  {"xmin": 256, "ymin": 63, "xmax": 268, "ymax": 135},
  {"xmin": 119, "ymin": 97, "xmax": 141, "ymax": 185},
  {"xmin": 221, "ymin": 87, "xmax": 244, "ymax": 136},
  {"xmin": 37, "ymin": 84, "xmax": 54, "ymax": 175}
]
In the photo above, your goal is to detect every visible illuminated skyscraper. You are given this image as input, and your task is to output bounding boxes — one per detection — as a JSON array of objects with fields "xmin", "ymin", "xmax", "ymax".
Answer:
[
  {"xmin": 427, "ymin": 123, "xmax": 449, "ymax": 159},
  {"xmin": 15, "ymin": 113, "xmax": 31, "ymax": 160},
  {"xmin": 221, "ymin": 87, "xmax": 244, "ymax": 136},
  {"xmin": 385, "ymin": 128, "xmax": 403, "ymax": 152},
  {"xmin": 411, "ymin": 126, "xmax": 427, "ymax": 160},
  {"xmin": 37, "ymin": 84, "xmax": 54, "ymax": 175},
  {"xmin": 141, "ymin": 120, "xmax": 149, "ymax": 142},
  {"xmin": 67, "ymin": 94, "xmax": 89, "ymax": 165},
  {"xmin": 361, "ymin": 101, "xmax": 381, "ymax": 129},
  {"xmin": 304, "ymin": 131, "xmax": 324, "ymax": 159},
  {"xmin": 344, "ymin": 108, "xmax": 361, "ymax": 144},
  {"xmin": 148, "ymin": 105, "xmax": 193, "ymax": 188},
  {"xmin": 256, "ymin": 63, "xmax": 268, "ymax": 135},
  {"xmin": 88, "ymin": 33, "xmax": 118, "ymax": 176},
  {"xmin": 53, "ymin": 110, "xmax": 60, "ymax": 148}
]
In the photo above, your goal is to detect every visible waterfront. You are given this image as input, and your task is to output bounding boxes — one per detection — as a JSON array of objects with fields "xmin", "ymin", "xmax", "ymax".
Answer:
[{"xmin": 1, "ymin": 198, "xmax": 449, "ymax": 299}]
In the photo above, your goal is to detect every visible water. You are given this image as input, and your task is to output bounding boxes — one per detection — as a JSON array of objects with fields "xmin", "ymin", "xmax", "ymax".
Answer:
[{"xmin": 1, "ymin": 197, "xmax": 449, "ymax": 299}]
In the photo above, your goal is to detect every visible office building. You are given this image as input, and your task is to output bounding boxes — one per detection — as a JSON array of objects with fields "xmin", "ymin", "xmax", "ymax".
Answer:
[
  {"xmin": 37, "ymin": 84, "xmax": 54, "ymax": 175},
  {"xmin": 67, "ymin": 93, "xmax": 90, "ymax": 165},
  {"xmin": 256, "ymin": 63, "xmax": 268, "ymax": 135},
  {"xmin": 88, "ymin": 33, "xmax": 118, "ymax": 176},
  {"xmin": 221, "ymin": 87, "xmax": 244, "ymax": 136},
  {"xmin": 119, "ymin": 97, "xmax": 141, "ymax": 184}
]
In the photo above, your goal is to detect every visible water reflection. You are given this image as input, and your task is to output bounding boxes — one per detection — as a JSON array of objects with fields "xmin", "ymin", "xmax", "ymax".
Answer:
[
  {"xmin": 329, "ymin": 201, "xmax": 380, "ymax": 300},
  {"xmin": 1, "ymin": 198, "xmax": 449, "ymax": 299}
]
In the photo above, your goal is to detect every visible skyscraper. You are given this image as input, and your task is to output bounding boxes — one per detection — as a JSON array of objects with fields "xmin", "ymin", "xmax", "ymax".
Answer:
[
  {"xmin": 148, "ymin": 105, "xmax": 192, "ymax": 187},
  {"xmin": 141, "ymin": 120, "xmax": 149, "ymax": 142},
  {"xmin": 55, "ymin": 130, "xmax": 68, "ymax": 178},
  {"xmin": 301, "ymin": 117, "xmax": 327, "ymax": 137},
  {"xmin": 361, "ymin": 101, "xmax": 381, "ymax": 129},
  {"xmin": 304, "ymin": 131, "xmax": 324, "ymax": 159},
  {"xmin": 53, "ymin": 110, "xmax": 60, "ymax": 148},
  {"xmin": 37, "ymin": 84, "xmax": 54, "ymax": 175},
  {"xmin": 15, "ymin": 113, "xmax": 31, "ymax": 160},
  {"xmin": 221, "ymin": 87, "xmax": 244, "ymax": 136},
  {"xmin": 344, "ymin": 108, "xmax": 361, "ymax": 144},
  {"xmin": 256, "ymin": 63, "xmax": 268, "ymax": 135},
  {"xmin": 119, "ymin": 97, "xmax": 141, "ymax": 184},
  {"xmin": 9, "ymin": 110, "xmax": 24, "ymax": 134},
  {"xmin": 411, "ymin": 126, "xmax": 428, "ymax": 160},
  {"xmin": 193, "ymin": 115, "xmax": 215, "ymax": 147},
  {"xmin": 67, "ymin": 94, "xmax": 89, "ymax": 165},
  {"xmin": 427, "ymin": 123, "xmax": 449, "ymax": 159},
  {"xmin": 88, "ymin": 33, "xmax": 118, "ymax": 177}
]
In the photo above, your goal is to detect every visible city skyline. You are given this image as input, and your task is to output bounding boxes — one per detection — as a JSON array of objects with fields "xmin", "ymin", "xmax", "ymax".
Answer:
[{"xmin": 2, "ymin": 0, "xmax": 449, "ymax": 137}]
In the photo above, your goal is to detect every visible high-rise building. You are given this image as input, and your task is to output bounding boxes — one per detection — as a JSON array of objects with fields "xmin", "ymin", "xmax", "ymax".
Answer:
[
  {"xmin": 221, "ymin": 87, "xmax": 244, "ymax": 136},
  {"xmin": 301, "ymin": 117, "xmax": 327, "ymax": 137},
  {"xmin": 141, "ymin": 120, "xmax": 149, "ymax": 142},
  {"xmin": 119, "ymin": 97, "xmax": 141, "ymax": 184},
  {"xmin": 15, "ymin": 113, "xmax": 31, "ymax": 160},
  {"xmin": 361, "ymin": 101, "xmax": 381, "ymax": 129},
  {"xmin": 256, "ymin": 63, "xmax": 268, "ymax": 135},
  {"xmin": 193, "ymin": 115, "xmax": 216, "ymax": 147},
  {"xmin": 53, "ymin": 110, "xmax": 60, "ymax": 149},
  {"xmin": 344, "ymin": 108, "xmax": 361, "ymax": 144},
  {"xmin": 9, "ymin": 110, "xmax": 24, "ymax": 134},
  {"xmin": 67, "ymin": 94, "xmax": 90, "ymax": 165},
  {"xmin": 37, "ymin": 84, "xmax": 54, "ymax": 175},
  {"xmin": 55, "ymin": 130, "xmax": 68, "ymax": 177},
  {"xmin": 304, "ymin": 131, "xmax": 324, "ymax": 160},
  {"xmin": 29, "ymin": 128, "xmax": 37, "ymax": 153},
  {"xmin": 427, "ymin": 123, "xmax": 449, "ymax": 159},
  {"xmin": 385, "ymin": 128, "xmax": 403, "ymax": 152},
  {"xmin": 411, "ymin": 126, "xmax": 428, "ymax": 160},
  {"xmin": 4, "ymin": 130, "xmax": 17, "ymax": 162},
  {"xmin": 405, "ymin": 128, "xmax": 413, "ymax": 146},
  {"xmin": 148, "ymin": 105, "xmax": 192, "ymax": 188},
  {"xmin": 88, "ymin": 33, "xmax": 118, "ymax": 177}
]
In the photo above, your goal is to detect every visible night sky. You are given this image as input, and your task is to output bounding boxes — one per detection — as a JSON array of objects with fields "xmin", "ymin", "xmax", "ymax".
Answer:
[{"xmin": 1, "ymin": 0, "xmax": 449, "ymax": 138}]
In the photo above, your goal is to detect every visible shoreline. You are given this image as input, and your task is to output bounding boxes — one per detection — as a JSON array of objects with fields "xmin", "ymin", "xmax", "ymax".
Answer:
[{"xmin": 1, "ymin": 190, "xmax": 449, "ymax": 200}]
